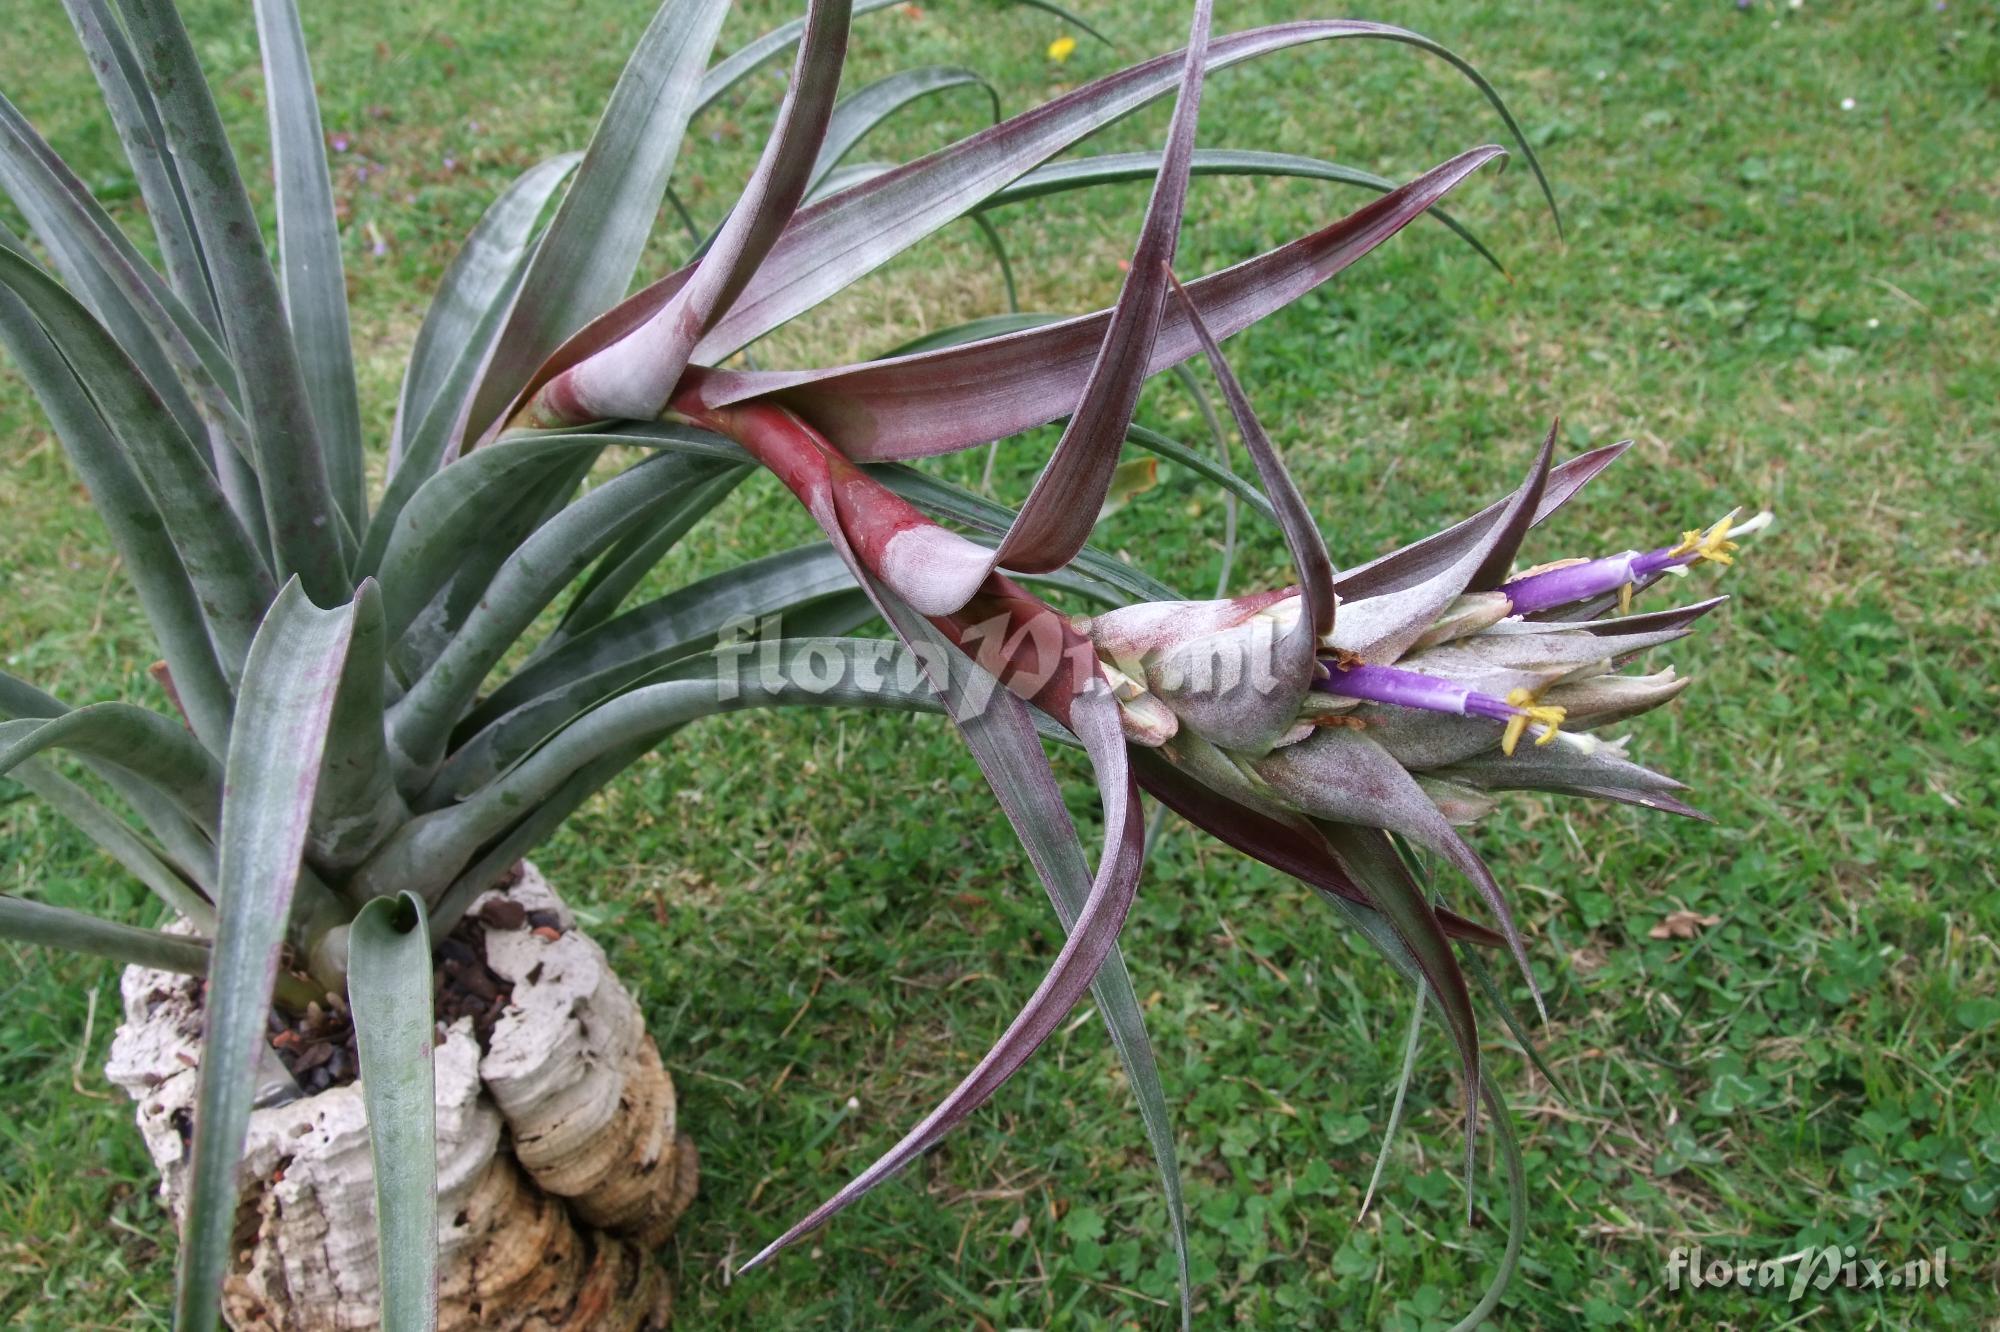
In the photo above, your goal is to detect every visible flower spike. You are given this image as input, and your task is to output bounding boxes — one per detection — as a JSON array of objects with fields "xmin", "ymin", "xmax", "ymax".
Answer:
[{"xmin": 1500, "ymin": 508, "xmax": 1772, "ymax": 617}]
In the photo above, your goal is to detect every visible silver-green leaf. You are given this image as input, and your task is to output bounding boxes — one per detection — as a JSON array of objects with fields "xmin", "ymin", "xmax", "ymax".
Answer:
[{"xmin": 348, "ymin": 891, "xmax": 439, "ymax": 1332}]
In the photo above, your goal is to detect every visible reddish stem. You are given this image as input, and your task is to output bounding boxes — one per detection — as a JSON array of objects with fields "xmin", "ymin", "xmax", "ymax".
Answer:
[{"xmin": 675, "ymin": 390, "xmax": 1099, "ymax": 726}]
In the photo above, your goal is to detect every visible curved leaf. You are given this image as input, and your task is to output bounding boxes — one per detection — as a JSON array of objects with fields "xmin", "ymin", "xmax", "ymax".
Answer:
[
  {"xmin": 694, "ymin": 0, "xmax": 902, "ymax": 117},
  {"xmin": 518, "ymin": 20, "xmax": 1554, "ymax": 414},
  {"xmin": 8, "ymin": 758, "xmax": 214, "ymax": 927},
  {"xmin": 117, "ymin": 0, "xmax": 353, "ymax": 602},
  {"xmin": 686, "ymin": 147, "xmax": 1504, "ymax": 461},
  {"xmin": 347, "ymin": 891, "xmax": 439, "ymax": 1332},
  {"xmin": 549, "ymin": 464, "xmax": 749, "ymax": 643},
  {"xmin": 982, "ymin": 0, "xmax": 1212, "ymax": 583},
  {"xmin": 1315, "ymin": 825, "xmax": 1482, "ymax": 1200},
  {"xmin": 387, "ymin": 453, "xmax": 731, "ymax": 777},
  {"xmin": 0, "ymin": 265, "xmax": 235, "ymax": 747},
  {"xmin": 742, "ymin": 586, "xmax": 1145, "ymax": 1272},
  {"xmin": 434, "ymin": 550, "xmax": 868, "ymax": 803},
  {"xmin": 175, "ymin": 580, "xmax": 360, "ymax": 1332},
  {"xmin": 475, "ymin": 543, "xmax": 856, "ymax": 727},
  {"xmin": 1167, "ymin": 265, "xmax": 1332, "ymax": 625},
  {"xmin": 1358, "ymin": 977, "xmax": 1426, "ymax": 1221},
  {"xmin": 311, "ymin": 582, "xmax": 409, "ymax": 871},
  {"xmin": 254, "ymin": 0, "xmax": 365, "ymax": 527},
  {"xmin": 525, "ymin": 0, "xmax": 851, "ymax": 426},
  {"xmin": 0, "ymin": 710, "xmax": 222, "ymax": 832},
  {"xmin": 810, "ymin": 67, "xmax": 998, "ymax": 195},
  {"xmin": 0, "ymin": 246, "xmax": 276, "ymax": 679},
  {"xmin": 1012, "ymin": 0, "xmax": 1114, "ymax": 47},
  {"xmin": 878, "ymin": 312, "xmax": 1061, "ymax": 358},
  {"xmin": 373, "ymin": 434, "xmax": 605, "ymax": 642},
  {"xmin": 390, "ymin": 446, "xmax": 605, "ymax": 684},
  {"xmin": 388, "ymin": 153, "xmax": 580, "ymax": 472},
  {"xmin": 462, "ymin": 0, "xmax": 731, "ymax": 439},
  {"xmin": 0, "ymin": 894, "xmax": 211, "ymax": 974},
  {"xmin": 874, "ymin": 607, "xmax": 1189, "ymax": 1328},
  {"xmin": 1126, "ymin": 423, "xmax": 1275, "ymax": 528},
  {"xmin": 697, "ymin": 18, "xmax": 1551, "ymax": 358},
  {"xmin": 58, "ymin": 0, "xmax": 221, "ymax": 334},
  {"xmin": 867, "ymin": 460, "xmax": 1180, "ymax": 605},
  {"xmin": 352, "ymin": 639, "xmax": 1013, "ymax": 902},
  {"xmin": 1318, "ymin": 894, "xmax": 1529, "ymax": 1328},
  {"xmin": 1337, "ymin": 441, "xmax": 1631, "ymax": 597},
  {"xmin": 0, "ymin": 92, "xmax": 248, "ymax": 482},
  {"xmin": 982, "ymin": 148, "xmax": 1503, "ymax": 272},
  {"xmin": 1328, "ymin": 426, "xmax": 1552, "ymax": 661}
]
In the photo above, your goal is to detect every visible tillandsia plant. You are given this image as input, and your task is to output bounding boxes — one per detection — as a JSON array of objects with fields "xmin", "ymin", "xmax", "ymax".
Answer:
[{"xmin": 0, "ymin": 0, "xmax": 1770, "ymax": 1328}]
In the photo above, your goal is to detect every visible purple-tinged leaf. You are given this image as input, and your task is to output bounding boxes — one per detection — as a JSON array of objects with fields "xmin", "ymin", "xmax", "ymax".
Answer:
[
  {"xmin": 650, "ymin": 400, "xmax": 1152, "ymax": 1273},
  {"xmin": 461, "ymin": 0, "xmax": 731, "ymax": 440},
  {"xmin": 743, "ymin": 618, "xmax": 1145, "ymax": 1272},
  {"xmin": 986, "ymin": 0, "xmax": 1212, "ymax": 577},
  {"xmin": 1149, "ymin": 266, "xmax": 1328, "ymax": 747},
  {"xmin": 1327, "ymin": 426, "xmax": 1551, "ymax": 662},
  {"xmin": 516, "ymin": 20, "xmax": 1551, "ymax": 415},
  {"xmin": 841, "ymin": 603, "xmax": 1189, "ymax": 1327},
  {"xmin": 693, "ymin": 20, "xmax": 1551, "ymax": 360},
  {"xmin": 1337, "ymin": 441, "xmax": 1632, "ymax": 598},
  {"xmin": 1130, "ymin": 748, "xmax": 1503, "ymax": 948},
  {"xmin": 1251, "ymin": 726, "xmax": 1543, "ymax": 1020},
  {"xmin": 1314, "ymin": 821, "xmax": 1483, "ymax": 1198},
  {"xmin": 983, "ymin": 149, "xmax": 1506, "ymax": 274},
  {"xmin": 525, "ymin": 0, "xmax": 851, "ymax": 426},
  {"xmin": 684, "ymin": 148, "xmax": 1504, "ymax": 460},
  {"xmin": 1495, "ymin": 595, "xmax": 1727, "ymax": 641}
]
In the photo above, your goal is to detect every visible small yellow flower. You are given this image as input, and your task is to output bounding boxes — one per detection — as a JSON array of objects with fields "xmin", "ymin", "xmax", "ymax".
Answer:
[{"xmin": 1047, "ymin": 34, "xmax": 1077, "ymax": 62}]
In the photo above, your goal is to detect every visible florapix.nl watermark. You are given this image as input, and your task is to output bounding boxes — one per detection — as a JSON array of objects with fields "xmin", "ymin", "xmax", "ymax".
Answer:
[{"xmin": 1666, "ymin": 1245, "xmax": 1949, "ymax": 1301}]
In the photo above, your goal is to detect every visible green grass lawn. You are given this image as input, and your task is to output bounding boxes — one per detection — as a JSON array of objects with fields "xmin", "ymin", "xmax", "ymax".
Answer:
[{"xmin": 3, "ymin": 0, "xmax": 1998, "ymax": 1327}]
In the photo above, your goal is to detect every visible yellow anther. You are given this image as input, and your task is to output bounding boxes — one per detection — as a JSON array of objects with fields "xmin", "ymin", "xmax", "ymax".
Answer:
[
  {"xmin": 1500, "ymin": 688, "xmax": 1567, "ymax": 757},
  {"xmin": 1618, "ymin": 581, "xmax": 1634, "ymax": 616},
  {"xmin": 1666, "ymin": 513, "xmax": 1740, "ymax": 568}
]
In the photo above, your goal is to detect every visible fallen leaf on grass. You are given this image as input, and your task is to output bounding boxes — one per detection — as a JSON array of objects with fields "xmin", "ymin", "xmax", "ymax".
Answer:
[{"xmin": 1649, "ymin": 910, "xmax": 1722, "ymax": 940}]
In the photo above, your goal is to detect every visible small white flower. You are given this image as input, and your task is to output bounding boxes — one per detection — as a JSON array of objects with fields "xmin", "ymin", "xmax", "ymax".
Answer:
[
  {"xmin": 1866, "ymin": 317, "xmax": 1880, "ymax": 329},
  {"xmin": 1789, "ymin": 0, "xmax": 1803, "ymax": 8},
  {"xmin": 1841, "ymin": 97, "xmax": 1857, "ymax": 111}
]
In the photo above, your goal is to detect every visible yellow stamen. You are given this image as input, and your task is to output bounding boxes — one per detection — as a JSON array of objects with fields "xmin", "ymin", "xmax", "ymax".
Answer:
[
  {"xmin": 1500, "ymin": 688, "xmax": 1567, "ymax": 757},
  {"xmin": 1618, "ymin": 581, "xmax": 1634, "ymax": 615},
  {"xmin": 1666, "ymin": 513, "xmax": 1740, "ymax": 568}
]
